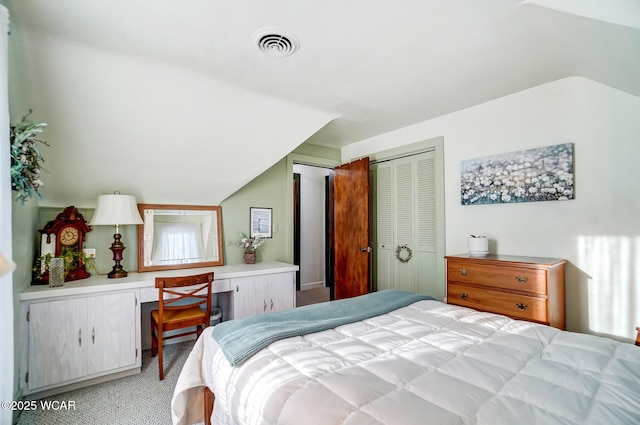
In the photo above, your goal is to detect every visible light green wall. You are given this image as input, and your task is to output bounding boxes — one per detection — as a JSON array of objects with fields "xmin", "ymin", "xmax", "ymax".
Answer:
[
  {"xmin": 221, "ymin": 158, "xmax": 290, "ymax": 264},
  {"xmin": 220, "ymin": 143, "xmax": 341, "ymax": 265},
  {"xmin": 11, "ymin": 197, "xmax": 38, "ymax": 408},
  {"xmin": 291, "ymin": 143, "xmax": 341, "ymax": 162}
]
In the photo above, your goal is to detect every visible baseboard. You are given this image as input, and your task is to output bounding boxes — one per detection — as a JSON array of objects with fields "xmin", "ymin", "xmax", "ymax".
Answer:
[
  {"xmin": 23, "ymin": 367, "xmax": 140, "ymax": 401},
  {"xmin": 301, "ymin": 281, "xmax": 325, "ymax": 290}
]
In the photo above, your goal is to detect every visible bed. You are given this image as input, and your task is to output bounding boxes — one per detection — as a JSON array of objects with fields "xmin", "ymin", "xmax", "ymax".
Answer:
[{"xmin": 171, "ymin": 290, "xmax": 640, "ymax": 425}]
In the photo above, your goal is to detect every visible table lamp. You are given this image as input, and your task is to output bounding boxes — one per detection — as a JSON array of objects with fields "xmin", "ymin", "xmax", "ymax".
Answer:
[{"xmin": 90, "ymin": 191, "xmax": 143, "ymax": 278}]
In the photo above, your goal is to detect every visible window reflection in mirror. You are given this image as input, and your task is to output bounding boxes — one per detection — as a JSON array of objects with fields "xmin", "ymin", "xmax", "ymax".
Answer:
[{"xmin": 137, "ymin": 204, "xmax": 224, "ymax": 272}]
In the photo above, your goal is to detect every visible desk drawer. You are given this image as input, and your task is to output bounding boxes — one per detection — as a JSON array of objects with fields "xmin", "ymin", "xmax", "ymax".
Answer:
[
  {"xmin": 139, "ymin": 278, "xmax": 231, "ymax": 303},
  {"xmin": 447, "ymin": 259, "xmax": 547, "ymax": 295},
  {"xmin": 447, "ymin": 282, "xmax": 548, "ymax": 323}
]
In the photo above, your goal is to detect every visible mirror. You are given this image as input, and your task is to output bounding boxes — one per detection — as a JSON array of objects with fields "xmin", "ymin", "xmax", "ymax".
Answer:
[{"xmin": 137, "ymin": 204, "xmax": 224, "ymax": 272}]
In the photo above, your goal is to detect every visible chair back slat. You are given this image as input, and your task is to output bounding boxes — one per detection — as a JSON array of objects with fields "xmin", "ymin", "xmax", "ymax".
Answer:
[
  {"xmin": 155, "ymin": 272, "xmax": 214, "ymax": 317},
  {"xmin": 151, "ymin": 271, "xmax": 214, "ymax": 381}
]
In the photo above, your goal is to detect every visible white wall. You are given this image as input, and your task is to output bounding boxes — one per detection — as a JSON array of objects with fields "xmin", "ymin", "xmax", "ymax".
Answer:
[
  {"xmin": 0, "ymin": 6, "xmax": 15, "ymax": 424},
  {"xmin": 344, "ymin": 77, "xmax": 640, "ymax": 342},
  {"xmin": 4, "ymin": 17, "xmax": 335, "ymax": 208},
  {"xmin": 293, "ymin": 164, "xmax": 331, "ymax": 289}
]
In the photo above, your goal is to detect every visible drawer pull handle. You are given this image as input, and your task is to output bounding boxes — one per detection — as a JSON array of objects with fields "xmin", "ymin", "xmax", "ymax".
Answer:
[
  {"xmin": 515, "ymin": 275, "xmax": 529, "ymax": 284},
  {"xmin": 516, "ymin": 303, "xmax": 528, "ymax": 311},
  {"xmin": 459, "ymin": 268, "xmax": 468, "ymax": 276},
  {"xmin": 263, "ymin": 300, "xmax": 267, "ymax": 312},
  {"xmin": 459, "ymin": 293, "xmax": 469, "ymax": 300}
]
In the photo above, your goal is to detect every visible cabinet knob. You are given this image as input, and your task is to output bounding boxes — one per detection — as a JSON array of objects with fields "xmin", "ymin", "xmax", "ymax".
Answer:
[
  {"xmin": 459, "ymin": 268, "xmax": 468, "ymax": 276},
  {"xmin": 516, "ymin": 303, "xmax": 528, "ymax": 311},
  {"xmin": 515, "ymin": 275, "xmax": 529, "ymax": 284},
  {"xmin": 459, "ymin": 293, "xmax": 469, "ymax": 300}
]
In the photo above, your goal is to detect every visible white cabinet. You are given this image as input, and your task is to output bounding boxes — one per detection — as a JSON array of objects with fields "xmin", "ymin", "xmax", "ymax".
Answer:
[
  {"xmin": 221, "ymin": 272, "xmax": 295, "ymax": 320},
  {"xmin": 22, "ymin": 290, "xmax": 141, "ymax": 396},
  {"xmin": 19, "ymin": 261, "xmax": 298, "ymax": 397}
]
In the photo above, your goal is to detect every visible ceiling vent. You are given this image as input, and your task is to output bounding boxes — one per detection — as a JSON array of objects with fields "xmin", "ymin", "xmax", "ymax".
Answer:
[{"xmin": 254, "ymin": 28, "xmax": 299, "ymax": 58}]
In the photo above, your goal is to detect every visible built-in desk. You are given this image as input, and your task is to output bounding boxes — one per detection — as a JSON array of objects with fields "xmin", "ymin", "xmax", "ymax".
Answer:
[
  {"xmin": 19, "ymin": 261, "xmax": 297, "ymax": 399},
  {"xmin": 20, "ymin": 261, "xmax": 298, "ymax": 301}
]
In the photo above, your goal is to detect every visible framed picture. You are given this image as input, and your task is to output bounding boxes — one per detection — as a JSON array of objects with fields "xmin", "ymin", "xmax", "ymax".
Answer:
[
  {"xmin": 250, "ymin": 207, "xmax": 272, "ymax": 238},
  {"xmin": 460, "ymin": 143, "xmax": 574, "ymax": 205}
]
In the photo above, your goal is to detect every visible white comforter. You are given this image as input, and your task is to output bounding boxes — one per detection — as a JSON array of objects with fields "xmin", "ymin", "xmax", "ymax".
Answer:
[{"xmin": 172, "ymin": 300, "xmax": 640, "ymax": 425}]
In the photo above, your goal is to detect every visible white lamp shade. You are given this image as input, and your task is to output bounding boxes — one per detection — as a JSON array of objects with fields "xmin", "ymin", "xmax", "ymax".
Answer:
[
  {"xmin": 0, "ymin": 251, "xmax": 16, "ymax": 276},
  {"xmin": 90, "ymin": 193, "xmax": 143, "ymax": 226}
]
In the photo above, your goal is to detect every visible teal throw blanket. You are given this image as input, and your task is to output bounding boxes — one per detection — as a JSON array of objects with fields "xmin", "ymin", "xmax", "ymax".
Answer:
[{"xmin": 212, "ymin": 290, "xmax": 434, "ymax": 367}]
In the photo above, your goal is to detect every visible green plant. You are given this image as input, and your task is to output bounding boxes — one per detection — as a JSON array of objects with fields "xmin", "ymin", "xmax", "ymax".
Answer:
[
  {"xmin": 32, "ymin": 248, "xmax": 95, "ymax": 281},
  {"xmin": 10, "ymin": 110, "xmax": 48, "ymax": 202}
]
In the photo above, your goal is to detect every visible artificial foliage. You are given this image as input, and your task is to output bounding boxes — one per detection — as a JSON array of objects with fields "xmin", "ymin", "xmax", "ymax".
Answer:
[
  {"xmin": 9, "ymin": 110, "xmax": 48, "ymax": 202},
  {"xmin": 231, "ymin": 233, "xmax": 267, "ymax": 253}
]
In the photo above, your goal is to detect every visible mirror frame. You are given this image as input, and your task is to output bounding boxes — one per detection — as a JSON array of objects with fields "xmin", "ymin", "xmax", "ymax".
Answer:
[{"xmin": 137, "ymin": 204, "xmax": 224, "ymax": 272}]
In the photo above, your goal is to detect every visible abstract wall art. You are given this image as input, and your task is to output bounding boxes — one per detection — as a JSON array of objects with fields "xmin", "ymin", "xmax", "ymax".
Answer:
[{"xmin": 461, "ymin": 143, "xmax": 574, "ymax": 205}]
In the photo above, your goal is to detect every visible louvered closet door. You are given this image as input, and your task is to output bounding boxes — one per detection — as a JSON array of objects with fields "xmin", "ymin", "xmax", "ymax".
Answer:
[{"xmin": 375, "ymin": 151, "xmax": 436, "ymax": 294}]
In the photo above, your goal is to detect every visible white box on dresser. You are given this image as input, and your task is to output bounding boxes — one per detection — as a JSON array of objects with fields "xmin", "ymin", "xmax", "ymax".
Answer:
[{"xmin": 20, "ymin": 261, "xmax": 297, "ymax": 399}]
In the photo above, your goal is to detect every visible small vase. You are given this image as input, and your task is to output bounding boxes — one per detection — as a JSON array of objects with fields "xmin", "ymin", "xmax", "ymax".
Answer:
[{"xmin": 244, "ymin": 252, "xmax": 257, "ymax": 264}]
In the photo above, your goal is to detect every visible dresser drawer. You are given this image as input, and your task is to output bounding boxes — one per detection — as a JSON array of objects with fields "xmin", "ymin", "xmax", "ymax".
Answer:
[
  {"xmin": 447, "ymin": 282, "xmax": 548, "ymax": 323},
  {"xmin": 447, "ymin": 259, "xmax": 547, "ymax": 295}
]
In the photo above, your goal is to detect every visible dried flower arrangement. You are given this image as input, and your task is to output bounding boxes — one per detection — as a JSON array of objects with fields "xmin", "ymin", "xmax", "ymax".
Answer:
[{"xmin": 10, "ymin": 110, "xmax": 48, "ymax": 202}]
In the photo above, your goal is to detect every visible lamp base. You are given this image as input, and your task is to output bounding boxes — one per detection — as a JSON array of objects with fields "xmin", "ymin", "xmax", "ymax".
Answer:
[
  {"xmin": 107, "ymin": 232, "xmax": 128, "ymax": 279},
  {"xmin": 107, "ymin": 266, "xmax": 128, "ymax": 279}
]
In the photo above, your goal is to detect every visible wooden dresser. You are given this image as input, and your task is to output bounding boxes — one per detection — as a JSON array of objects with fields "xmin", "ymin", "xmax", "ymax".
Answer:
[{"xmin": 445, "ymin": 254, "xmax": 566, "ymax": 329}]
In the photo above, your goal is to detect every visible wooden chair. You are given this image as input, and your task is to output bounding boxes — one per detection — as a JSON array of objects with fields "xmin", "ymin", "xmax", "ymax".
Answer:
[{"xmin": 151, "ymin": 272, "xmax": 214, "ymax": 380}]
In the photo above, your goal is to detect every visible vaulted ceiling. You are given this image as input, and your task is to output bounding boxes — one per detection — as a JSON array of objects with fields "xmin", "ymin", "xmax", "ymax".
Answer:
[{"xmin": 3, "ymin": 0, "xmax": 638, "ymax": 206}]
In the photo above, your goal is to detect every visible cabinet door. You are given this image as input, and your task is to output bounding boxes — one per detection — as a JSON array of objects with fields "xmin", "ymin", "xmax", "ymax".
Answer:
[
  {"xmin": 28, "ymin": 298, "xmax": 87, "ymax": 390},
  {"xmin": 87, "ymin": 291, "xmax": 138, "ymax": 374},
  {"xmin": 233, "ymin": 273, "xmax": 296, "ymax": 319},
  {"xmin": 265, "ymin": 273, "xmax": 295, "ymax": 313},
  {"xmin": 233, "ymin": 276, "xmax": 266, "ymax": 319}
]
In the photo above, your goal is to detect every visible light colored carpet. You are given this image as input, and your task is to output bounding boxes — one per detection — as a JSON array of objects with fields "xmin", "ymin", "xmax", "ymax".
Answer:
[
  {"xmin": 16, "ymin": 341, "xmax": 193, "ymax": 425},
  {"xmin": 295, "ymin": 286, "xmax": 330, "ymax": 307}
]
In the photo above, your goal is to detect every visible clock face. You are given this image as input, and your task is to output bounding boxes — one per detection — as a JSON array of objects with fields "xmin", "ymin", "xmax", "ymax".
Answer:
[{"xmin": 59, "ymin": 226, "xmax": 80, "ymax": 246}]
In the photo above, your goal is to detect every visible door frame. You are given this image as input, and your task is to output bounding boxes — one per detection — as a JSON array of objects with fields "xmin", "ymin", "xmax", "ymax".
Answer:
[{"xmin": 286, "ymin": 154, "xmax": 341, "ymax": 289}]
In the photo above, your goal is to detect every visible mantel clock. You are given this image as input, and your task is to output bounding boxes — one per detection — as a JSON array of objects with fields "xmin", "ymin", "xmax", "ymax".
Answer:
[{"xmin": 34, "ymin": 206, "xmax": 92, "ymax": 284}]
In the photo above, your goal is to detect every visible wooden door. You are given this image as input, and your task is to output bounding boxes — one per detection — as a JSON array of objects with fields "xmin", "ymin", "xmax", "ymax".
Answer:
[{"xmin": 332, "ymin": 157, "xmax": 370, "ymax": 299}]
